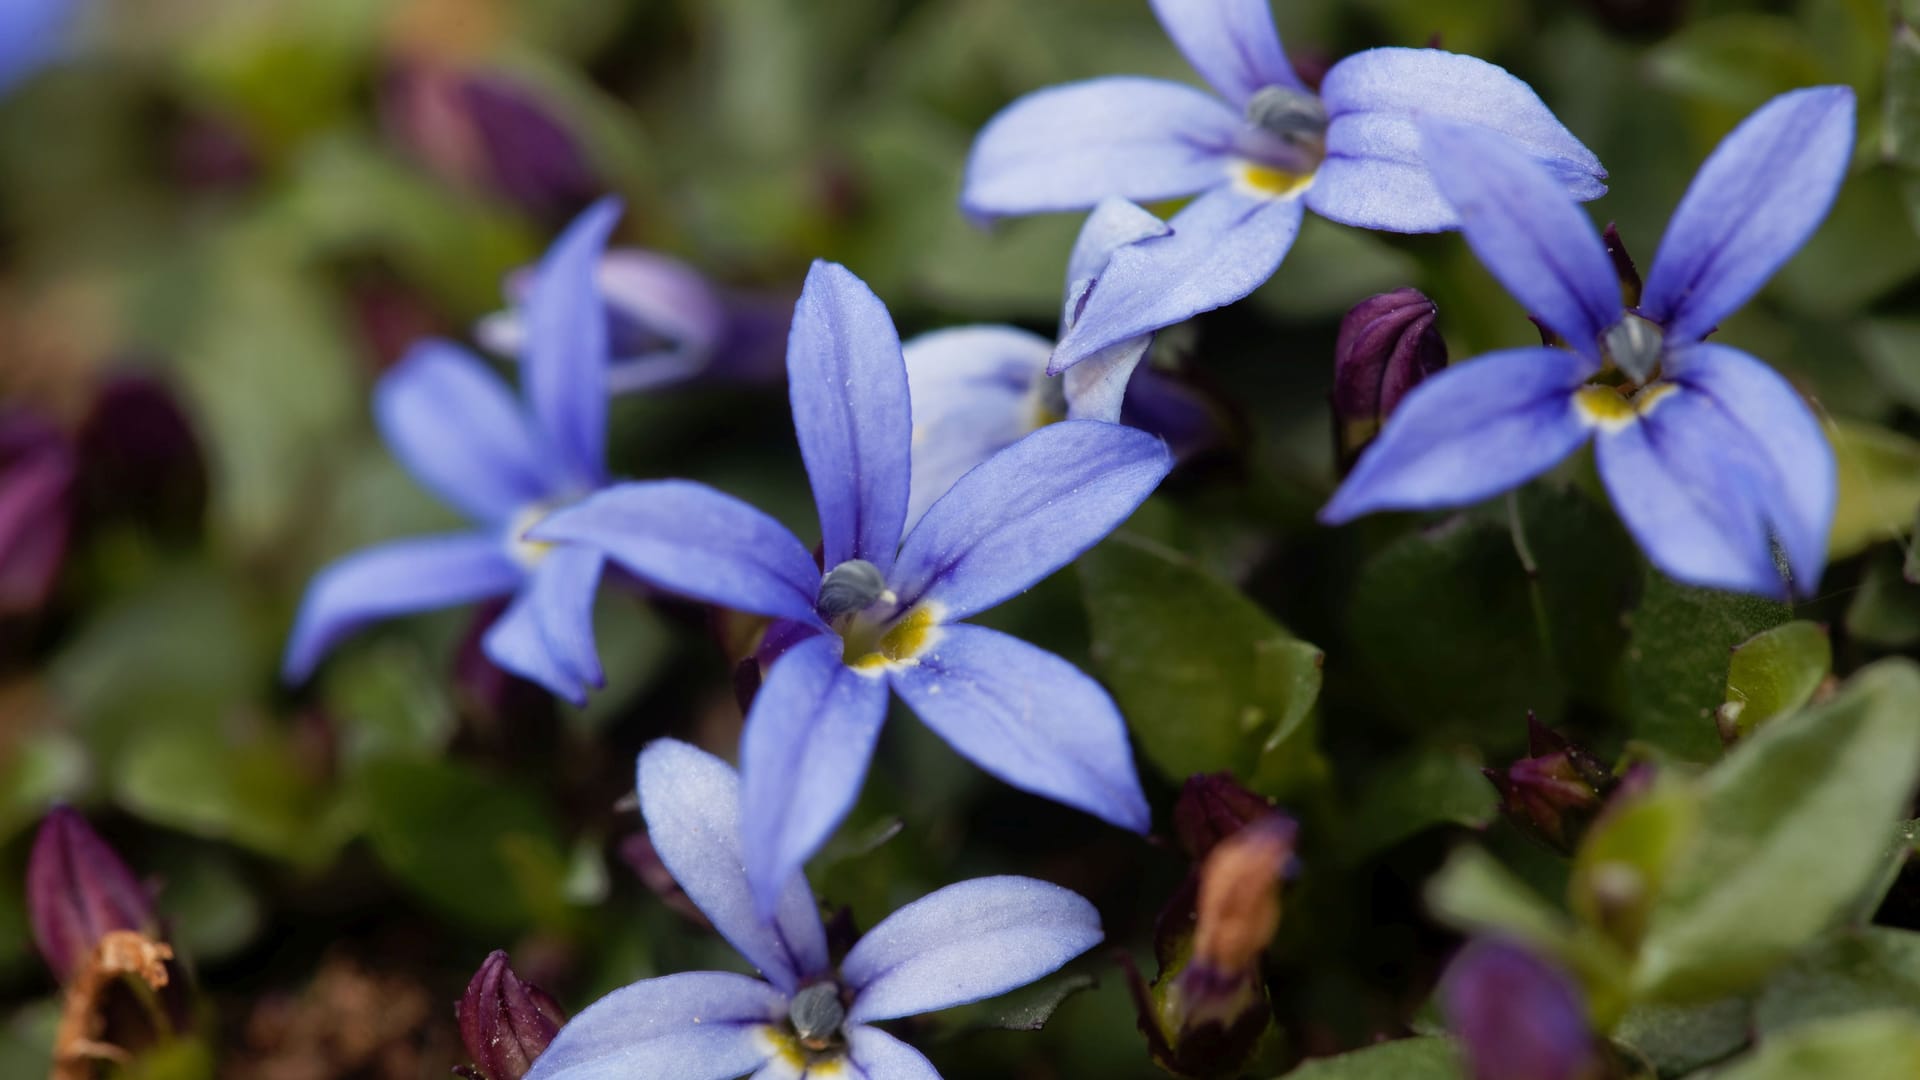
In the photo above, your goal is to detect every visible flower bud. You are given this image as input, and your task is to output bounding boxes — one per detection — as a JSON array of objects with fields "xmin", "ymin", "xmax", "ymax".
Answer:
[
  {"xmin": 1483, "ymin": 716, "xmax": 1616, "ymax": 855},
  {"xmin": 27, "ymin": 807, "xmax": 157, "ymax": 983},
  {"xmin": 1172, "ymin": 772, "xmax": 1275, "ymax": 862},
  {"xmin": 0, "ymin": 410, "xmax": 75, "ymax": 619},
  {"xmin": 457, "ymin": 950, "xmax": 568, "ymax": 1080},
  {"xmin": 383, "ymin": 60, "xmax": 596, "ymax": 218},
  {"xmin": 75, "ymin": 373, "xmax": 207, "ymax": 540},
  {"xmin": 1332, "ymin": 288, "xmax": 1446, "ymax": 466},
  {"xmin": 1440, "ymin": 939, "xmax": 1608, "ymax": 1080}
]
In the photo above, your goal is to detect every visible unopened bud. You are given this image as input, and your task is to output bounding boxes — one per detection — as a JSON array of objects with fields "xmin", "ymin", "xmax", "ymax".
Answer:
[
  {"xmin": 0, "ymin": 411, "xmax": 76, "ymax": 619},
  {"xmin": 76, "ymin": 373, "xmax": 207, "ymax": 539},
  {"xmin": 27, "ymin": 808, "xmax": 156, "ymax": 983},
  {"xmin": 383, "ymin": 61, "xmax": 596, "ymax": 218},
  {"xmin": 1440, "ymin": 939, "xmax": 1608, "ymax": 1080},
  {"xmin": 1333, "ymin": 288, "xmax": 1446, "ymax": 465},
  {"xmin": 1484, "ymin": 716, "xmax": 1616, "ymax": 855},
  {"xmin": 1172, "ymin": 773, "xmax": 1276, "ymax": 862},
  {"xmin": 457, "ymin": 950, "xmax": 568, "ymax": 1080}
]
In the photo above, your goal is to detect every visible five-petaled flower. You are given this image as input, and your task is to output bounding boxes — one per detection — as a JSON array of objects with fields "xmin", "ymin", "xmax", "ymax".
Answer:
[
  {"xmin": 525, "ymin": 739, "xmax": 1104, "ymax": 1080},
  {"xmin": 961, "ymin": 0, "xmax": 1606, "ymax": 376},
  {"xmin": 536, "ymin": 259, "xmax": 1168, "ymax": 911},
  {"xmin": 1322, "ymin": 87, "xmax": 1854, "ymax": 600},
  {"xmin": 282, "ymin": 198, "xmax": 623, "ymax": 704}
]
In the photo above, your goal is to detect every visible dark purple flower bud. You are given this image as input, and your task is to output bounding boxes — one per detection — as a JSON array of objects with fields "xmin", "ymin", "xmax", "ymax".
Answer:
[
  {"xmin": 75, "ymin": 373, "xmax": 207, "ymax": 539},
  {"xmin": 1483, "ymin": 716, "xmax": 1617, "ymax": 855},
  {"xmin": 457, "ymin": 950, "xmax": 568, "ymax": 1080},
  {"xmin": 27, "ymin": 807, "xmax": 156, "ymax": 983},
  {"xmin": 1440, "ymin": 939, "xmax": 1608, "ymax": 1080},
  {"xmin": 383, "ymin": 61, "xmax": 596, "ymax": 218},
  {"xmin": 1601, "ymin": 224, "xmax": 1643, "ymax": 308},
  {"xmin": 1332, "ymin": 288, "xmax": 1446, "ymax": 465},
  {"xmin": 1172, "ymin": 772, "xmax": 1276, "ymax": 862},
  {"xmin": 0, "ymin": 410, "xmax": 75, "ymax": 619}
]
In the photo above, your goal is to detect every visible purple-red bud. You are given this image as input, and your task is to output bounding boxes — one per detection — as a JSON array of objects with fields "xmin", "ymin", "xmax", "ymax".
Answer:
[
  {"xmin": 383, "ymin": 62, "xmax": 596, "ymax": 218},
  {"xmin": 1172, "ymin": 772, "xmax": 1277, "ymax": 862},
  {"xmin": 457, "ymin": 950, "xmax": 568, "ymax": 1080},
  {"xmin": 1440, "ymin": 939, "xmax": 1608, "ymax": 1080},
  {"xmin": 75, "ymin": 373, "xmax": 207, "ymax": 539},
  {"xmin": 0, "ymin": 410, "xmax": 75, "ymax": 619},
  {"xmin": 1484, "ymin": 717, "xmax": 1617, "ymax": 855},
  {"xmin": 1333, "ymin": 288, "xmax": 1446, "ymax": 465},
  {"xmin": 27, "ymin": 807, "xmax": 156, "ymax": 983}
]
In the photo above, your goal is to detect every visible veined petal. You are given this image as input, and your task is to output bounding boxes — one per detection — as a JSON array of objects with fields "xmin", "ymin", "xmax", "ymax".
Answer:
[
  {"xmin": 1418, "ymin": 119, "xmax": 1621, "ymax": 356},
  {"xmin": 1311, "ymin": 48, "xmax": 1606, "ymax": 234},
  {"xmin": 843, "ymin": 875, "xmax": 1103, "ymax": 1022},
  {"xmin": 525, "ymin": 198, "xmax": 622, "ymax": 488},
  {"xmin": 1063, "ymin": 197, "xmax": 1173, "ymax": 305},
  {"xmin": 740, "ymin": 634, "xmax": 891, "ymax": 919},
  {"xmin": 480, "ymin": 546, "xmax": 605, "ymax": 705},
  {"xmin": 1320, "ymin": 347, "xmax": 1593, "ymax": 524},
  {"xmin": 532, "ymin": 481, "xmax": 824, "ymax": 628},
  {"xmin": 961, "ymin": 77, "xmax": 1241, "ymax": 218},
  {"xmin": 1149, "ymin": 0, "xmax": 1301, "ymax": 106},
  {"xmin": 521, "ymin": 971, "xmax": 785, "ymax": 1080},
  {"xmin": 843, "ymin": 1027, "xmax": 942, "ymax": 1080},
  {"xmin": 283, "ymin": 533, "xmax": 520, "ymax": 682},
  {"xmin": 374, "ymin": 341, "xmax": 550, "ymax": 525},
  {"xmin": 889, "ymin": 624, "xmax": 1149, "ymax": 833},
  {"xmin": 1666, "ymin": 345, "xmax": 1833, "ymax": 594},
  {"xmin": 1593, "ymin": 383, "xmax": 1787, "ymax": 598},
  {"xmin": 636, "ymin": 740, "xmax": 830, "ymax": 992},
  {"xmin": 1062, "ymin": 336, "xmax": 1153, "ymax": 424},
  {"xmin": 1050, "ymin": 186, "xmax": 1304, "ymax": 374},
  {"xmin": 788, "ymin": 261, "xmax": 912, "ymax": 572},
  {"xmin": 1641, "ymin": 86, "xmax": 1855, "ymax": 345},
  {"xmin": 901, "ymin": 325, "xmax": 1051, "ymax": 533},
  {"xmin": 892, "ymin": 421, "xmax": 1171, "ymax": 621}
]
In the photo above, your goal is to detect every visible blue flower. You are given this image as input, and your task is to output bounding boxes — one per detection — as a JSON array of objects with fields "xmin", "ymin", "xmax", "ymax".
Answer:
[
  {"xmin": 477, "ymin": 248, "xmax": 790, "ymax": 395},
  {"xmin": 526, "ymin": 739, "xmax": 1105, "ymax": 1080},
  {"xmin": 1, "ymin": 0, "xmax": 79, "ymax": 98},
  {"xmin": 282, "ymin": 199, "xmax": 623, "ymax": 704},
  {"xmin": 1322, "ymin": 87, "xmax": 1855, "ymax": 600},
  {"xmin": 536, "ymin": 260, "xmax": 1168, "ymax": 911},
  {"xmin": 902, "ymin": 197, "xmax": 1215, "ymax": 528},
  {"xmin": 961, "ymin": 0, "xmax": 1607, "ymax": 374}
]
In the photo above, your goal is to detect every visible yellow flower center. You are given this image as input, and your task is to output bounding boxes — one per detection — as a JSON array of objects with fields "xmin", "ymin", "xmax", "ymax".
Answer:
[
  {"xmin": 842, "ymin": 603, "xmax": 941, "ymax": 674},
  {"xmin": 505, "ymin": 504, "xmax": 557, "ymax": 568},
  {"xmin": 1574, "ymin": 382, "xmax": 1680, "ymax": 433},
  {"xmin": 1230, "ymin": 160, "xmax": 1315, "ymax": 200}
]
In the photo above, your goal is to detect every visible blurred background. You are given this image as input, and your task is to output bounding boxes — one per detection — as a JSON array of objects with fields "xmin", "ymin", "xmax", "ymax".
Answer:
[{"xmin": 3, "ymin": 0, "xmax": 1918, "ymax": 1076}]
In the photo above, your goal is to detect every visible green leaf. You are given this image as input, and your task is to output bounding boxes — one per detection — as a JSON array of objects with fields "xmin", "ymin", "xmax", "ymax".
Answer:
[
  {"xmin": 1633, "ymin": 661, "xmax": 1920, "ymax": 1001},
  {"xmin": 1616, "ymin": 572, "xmax": 1790, "ymax": 762},
  {"xmin": 1344, "ymin": 750, "xmax": 1499, "ymax": 860},
  {"xmin": 1571, "ymin": 774, "xmax": 1702, "ymax": 954},
  {"xmin": 1753, "ymin": 929, "xmax": 1920, "ymax": 1036},
  {"xmin": 935, "ymin": 972, "xmax": 1100, "ymax": 1037},
  {"xmin": 1856, "ymin": 317, "xmax": 1920, "ymax": 413},
  {"xmin": 1613, "ymin": 997, "xmax": 1753, "ymax": 1078},
  {"xmin": 1276, "ymin": 1036, "xmax": 1465, "ymax": 1079},
  {"xmin": 1718, "ymin": 621, "xmax": 1832, "ymax": 741},
  {"xmin": 1828, "ymin": 420, "xmax": 1920, "ymax": 561},
  {"xmin": 1426, "ymin": 846, "xmax": 1575, "ymax": 948},
  {"xmin": 1700, "ymin": 1012, "xmax": 1920, "ymax": 1080},
  {"xmin": 1844, "ymin": 550, "xmax": 1920, "ymax": 648},
  {"xmin": 1646, "ymin": 15, "xmax": 1831, "ymax": 112},
  {"xmin": 1080, "ymin": 533, "xmax": 1323, "ymax": 788},
  {"xmin": 114, "ymin": 727, "xmax": 344, "ymax": 868}
]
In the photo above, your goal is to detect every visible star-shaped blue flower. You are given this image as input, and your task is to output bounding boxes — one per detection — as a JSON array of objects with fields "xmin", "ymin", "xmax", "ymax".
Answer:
[
  {"xmin": 1323, "ymin": 87, "xmax": 1855, "ymax": 600},
  {"xmin": 526, "ymin": 739, "xmax": 1104, "ymax": 1080},
  {"xmin": 961, "ymin": 0, "xmax": 1607, "ymax": 375},
  {"xmin": 282, "ymin": 199, "xmax": 623, "ymax": 703},
  {"xmin": 537, "ymin": 260, "xmax": 1168, "ymax": 912}
]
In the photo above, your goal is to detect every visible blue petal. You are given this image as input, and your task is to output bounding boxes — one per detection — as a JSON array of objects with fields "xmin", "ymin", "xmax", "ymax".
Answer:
[
  {"xmin": 480, "ymin": 546, "xmax": 605, "ymax": 705},
  {"xmin": 1418, "ymin": 119, "xmax": 1621, "ymax": 357},
  {"xmin": 892, "ymin": 420, "xmax": 1171, "ymax": 621},
  {"xmin": 524, "ymin": 197, "xmax": 623, "ymax": 488},
  {"xmin": 636, "ymin": 740, "xmax": 830, "ymax": 992},
  {"xmin": 739, "ymin": 634, "xmax": 891, "ymax": 919},
  {"xmin": 0, "ymin": 0, "xmax": 76, "ymax": 97},
  {"xmin": 1311, "ymin": 48, "xmax": 1606, "ymax": 233},
  {"xmin": 1062, "ymin": 337, "xmax": 1153, "ymax": 424},
  {"xmin": 1667, "ymin": 345, "xmax": 1833, "ymax": 595},
  {"xmin": 842, "ymin": 875, "xmax": 1103, "ymax": 1022},
  {"xmin": 788, "ymin": 261, "xmax": 913, "ymax": 572},
  {"xmin": 1063, "ymin": 197, "xmax": 1173, "ymax": 300},
  {"xmin": 1593, "ymin": 382, "xmax": 1788, "ymax": 598},
  {"xmin": 961, "ymin": 77, "xmax": 1241, "ymax": 219},
  {"xmin": 282, "ymin": 533, "xmax": 521, "ymax": 682},
  {"xmin": 901, "ymin": 325, "xmax": 1051, "ymax": 533},
  {"xmin": 843, "ymin": 1027, "xmax": 942, "ymax": 1080},
  {"xmin": 1149, "ymin": 0, "xmax": 1301, "ymax": 106},
  {"xmin": 1050, "ymin": 186, "xmax": 1304, "ymax": 374},
  {"xmin": 374, "ymin": 341, "xmax": 551, "ymax": 525},
  {"xmin": 533, "ymin": 481, "xmax": 824, "ymax": 628},
  {"xmin": 889, "ymin": 624, "xmax": 1150, "ymax": 833},
  {"xmin": 1320, "ymin": 347, "xmax": 1592, "ymax": 524},
  {"xmin": 1641, "ymin": 86, "xmax": 1855, "ymax": 346},
  {"xmin": 522, "ymin": 971, "xmax": 784, "ymax": 1080}
]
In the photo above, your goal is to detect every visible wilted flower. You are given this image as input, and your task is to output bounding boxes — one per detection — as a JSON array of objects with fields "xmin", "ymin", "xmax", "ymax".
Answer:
[
  {"xmin": 1333, "ymin": 288, "xmax": 1447, "ymax": 466},
  {"xmin": 457, "ymin": 950, "xmax": 568, "ymax": 1080},
  {"xmin": 283, "ymin": 199, "xmax": 623, "ymax": 703},
  {"xmin": 537, "ymin": 260, "xmax": 1167, "ymax": 912},
  {"xmin": 963, "ymin": 0, "xmax": 1605, "ymax": 374},
  {"xmin": 1323, "ymin": 87, "xmax": 1854, "ymax": 600},
  {"xmin": 0, "ymin": 410, "xmax": 74, "ymax": 619},
  {"xmin": 1483, "ymin": 716, "xmax": 1617, "ymax": 855},
  {"xmin": 383, "ymin": 60, "xmax": 597, "ymax": 217},
  {"xmin": 1440, "ymin": 939, "xmax": 1608, "ymax": 1080},
  {"xmin": 526, "ymin": 739, "xmax": 1104, "ymax": 1080}
]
